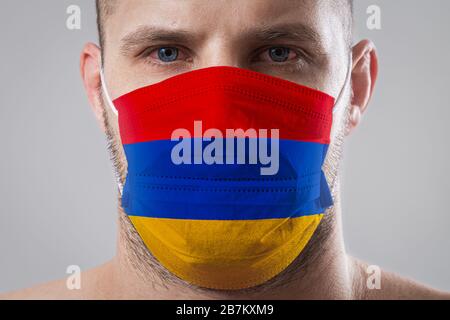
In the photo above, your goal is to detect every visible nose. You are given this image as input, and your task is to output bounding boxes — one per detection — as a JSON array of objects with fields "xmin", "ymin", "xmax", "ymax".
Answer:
[{"xmin": 196, "ymin": 37, "xmax": 244, "ymax": 70}]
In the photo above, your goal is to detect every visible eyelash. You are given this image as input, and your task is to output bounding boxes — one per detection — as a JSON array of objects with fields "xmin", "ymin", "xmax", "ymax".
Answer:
[
  {"xmin": 251, "ymin": 46, "xmax": 310, "ymax": 68},
  {"xmin": 138, "ymin": 45, "xmax": 310, "ymax": 69},
  {"xmin": 139, "ymin": 46, "xmax": 191, "ymax": 65}
]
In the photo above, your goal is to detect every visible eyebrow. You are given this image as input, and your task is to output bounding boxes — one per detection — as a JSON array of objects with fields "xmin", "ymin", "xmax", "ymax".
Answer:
[
  {"xmin": 120, "ymin": 22, "xmax": 324, "ymax": 56},
  {"xmin": 120, "ymin": 26, "xmax": 198, "ymax": 56},
  {"xmin": 250, "ymin": 23, "xmax": 323, "ymax": 44}
]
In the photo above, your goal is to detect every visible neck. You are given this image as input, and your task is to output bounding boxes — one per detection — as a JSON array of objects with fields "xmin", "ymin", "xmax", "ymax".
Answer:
[{"xmin": 104, "ymin": 191, "xmax": 359, "ymax": 300}]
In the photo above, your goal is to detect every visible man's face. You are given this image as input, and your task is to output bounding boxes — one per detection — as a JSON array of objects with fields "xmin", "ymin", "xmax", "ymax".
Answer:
[
  {"xmin": 102, "ymin": 0, "xmax": 351, "ymax": 148},
  {"xmin": 89, "ymin": 0, "xmax": 356, "ymax": 289},
  {"xmin": 79, "ymin": 0, "xmax": 378, "ymax": 291}
]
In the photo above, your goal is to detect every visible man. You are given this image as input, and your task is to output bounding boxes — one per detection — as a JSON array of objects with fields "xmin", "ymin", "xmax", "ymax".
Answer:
[{"xmin": 2, "ymin": 0, "xmax": 449, "ymax": 299}]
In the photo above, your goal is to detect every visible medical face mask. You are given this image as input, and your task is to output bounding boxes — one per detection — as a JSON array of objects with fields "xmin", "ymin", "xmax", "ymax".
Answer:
[{"xmin": 101, "ymin": 63, "xmax": 350, "ymax": 290}]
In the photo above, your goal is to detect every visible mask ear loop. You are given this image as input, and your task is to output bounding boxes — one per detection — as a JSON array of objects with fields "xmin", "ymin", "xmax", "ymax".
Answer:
[
  {"xmin": 332, "ymin": 53, "xmax": 353, "ymax": 114},
  {"xmin": 99, "ymin": 66, "xmax": 119, "ymax": 116},
  {"xmin": 99, "ymin": 61, "xmax": 124, "ymax": 196},
  {"xmin": 326, "ymin": 54, "xmax": 353, "ymax": 198}
]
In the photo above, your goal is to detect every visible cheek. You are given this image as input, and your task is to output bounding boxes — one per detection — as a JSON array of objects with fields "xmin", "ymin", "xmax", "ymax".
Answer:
[
  {"xmin": 322, "ymin": 116, "xmax": 347, "ymax": 194},
  {"xmin": 282, "ymin": 58, "xmax": 336, "ymax": 96},
  {"xmin": 114, "ymin": 130, "xmax": 128, "ymax": 171},
  {"xmin": 104, "ymin": 110, "xmax": 128, "ymax": 173},
  {"xmin": 107, "ymin": 63, "xmax": 160, "ymax": 99},
  {"xmin": 105, "ymin": 48, "xmax": 175, "ymax": 100},
  {"xmin": 329, "ymin": 90, "xmax": 351, "ymax": 145}
]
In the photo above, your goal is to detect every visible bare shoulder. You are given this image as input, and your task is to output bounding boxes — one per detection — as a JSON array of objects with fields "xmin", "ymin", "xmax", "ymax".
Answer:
[
  {"xmin": 0, "ymin": 278, "xmax": 79, "ymax": 300},
  {"xmin": 0, "ymin": 262, "xmax": 114, "ymax": 300},
  {"xmin": 352, "ymin": 257, "xmax": 450, "ymax": 300}
]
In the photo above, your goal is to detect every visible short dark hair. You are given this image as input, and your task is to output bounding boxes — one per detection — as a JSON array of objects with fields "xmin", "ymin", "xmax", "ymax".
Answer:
[
  {"xmin": 96, "ymin": 0, "xmax": 353, "ymax": 54},
  {"xmin": 96, "ymin": 0, "xmax": 116, "ymax": 54}
]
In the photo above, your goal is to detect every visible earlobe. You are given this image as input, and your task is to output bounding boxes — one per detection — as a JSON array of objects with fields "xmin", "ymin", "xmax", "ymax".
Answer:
[
  {"xmin": 80, "ymin": 43, "xmax": 107, "ymax": 133},
  {"xmin": 346, "ymin": 39, "xmax": 379, "ymax": 135}
]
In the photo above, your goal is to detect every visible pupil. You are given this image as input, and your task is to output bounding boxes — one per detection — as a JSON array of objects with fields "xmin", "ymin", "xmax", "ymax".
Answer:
[
  {"xmin": 270, "ymin": 47, "xmax": 289, "ymax": 62},
  {"xmin": 158, "ymin": 47, "xmax": 178, "ymax": 62}
]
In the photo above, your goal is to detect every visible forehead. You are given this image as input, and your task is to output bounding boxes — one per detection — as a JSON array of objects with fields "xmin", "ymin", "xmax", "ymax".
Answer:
[{"xmin": 106, "ymin": 0, "xmax": 344, "ymax": 51}]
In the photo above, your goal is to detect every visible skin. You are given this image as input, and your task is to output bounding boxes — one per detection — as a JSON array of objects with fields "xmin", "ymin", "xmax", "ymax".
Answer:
[{"xmin": 2, "ymin": 0, "xmax": 450, "ymax": 300}]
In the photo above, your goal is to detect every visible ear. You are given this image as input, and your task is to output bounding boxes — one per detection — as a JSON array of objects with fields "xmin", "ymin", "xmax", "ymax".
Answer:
[
  {"xmin": 80, "ymin": 43, "xmax": 107, "ymax": 133},
  {"xmin": 346, "ymin": 39, "xmax": 379, "ymax": 135}
]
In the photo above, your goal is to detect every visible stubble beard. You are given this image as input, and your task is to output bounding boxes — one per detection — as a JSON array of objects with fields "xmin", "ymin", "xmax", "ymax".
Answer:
[{"xmin": 101, "ymin": 88, "xmax": 351, "ymax": 295}]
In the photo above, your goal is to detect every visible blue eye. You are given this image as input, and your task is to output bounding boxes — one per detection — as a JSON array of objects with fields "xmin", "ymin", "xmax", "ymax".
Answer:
[
  {"xmin": 157, "ymin": 47, "xmax": 179, "ymax": 62},
  {"xmin": 268, "ymin": 47, "xmax": 291, "ymax": 62}
]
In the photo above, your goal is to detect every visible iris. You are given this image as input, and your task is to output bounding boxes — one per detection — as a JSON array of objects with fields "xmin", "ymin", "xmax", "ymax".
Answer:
[
  {"xmin": 158, "ymin": 47, "xmax": 179, "ymax": 62},
  {"xmin": 269, "ymin": 47, "xmax": 290, "ymax": 62}
]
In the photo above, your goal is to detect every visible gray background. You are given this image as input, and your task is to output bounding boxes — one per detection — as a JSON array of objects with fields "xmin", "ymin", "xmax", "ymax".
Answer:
[{"xmin": 0, "ymin": 0, "xmax": 449, "ymax": 293}]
